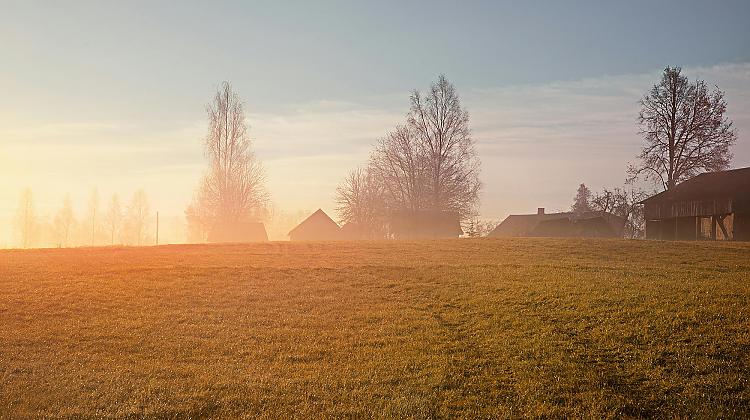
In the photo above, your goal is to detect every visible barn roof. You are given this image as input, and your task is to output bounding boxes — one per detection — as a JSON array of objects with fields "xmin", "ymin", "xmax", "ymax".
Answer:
[
  {"xmin": 288, "ymin": 209, "xmax": 340, "ymax": 238},
  {"xmin": 642, "ymin": 167, "xmax": 750, "ymax": 203}
]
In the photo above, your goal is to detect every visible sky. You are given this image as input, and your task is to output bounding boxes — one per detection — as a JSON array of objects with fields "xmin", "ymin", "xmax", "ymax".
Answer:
[{"xmin": 1, "ymin": 0, "xmax": 749, "ymax": 245}]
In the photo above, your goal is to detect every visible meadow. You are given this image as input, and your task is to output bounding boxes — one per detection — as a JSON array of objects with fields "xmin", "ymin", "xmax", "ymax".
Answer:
[{"xmin": 1, "ymin": 238, "xmax": 748, "ymax": 418}]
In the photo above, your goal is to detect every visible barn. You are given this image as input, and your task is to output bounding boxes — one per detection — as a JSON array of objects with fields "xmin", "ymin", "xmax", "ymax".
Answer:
[
  {"xmin": 288, "ymin": 209, "xmax": 341, "ymax": 241},
  {"xmin": 641, "ymin": 167, "xmax": 750, "ymax": 241}
]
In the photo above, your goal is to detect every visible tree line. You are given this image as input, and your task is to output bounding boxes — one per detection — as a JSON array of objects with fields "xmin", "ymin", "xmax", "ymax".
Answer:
[
  {"xmin": 13, "ymin": 188, "xmax": 155, "ymax": 248},
  {"xmin": 8, "ymin": 66, "xmax": 738, "ymax": 247}
]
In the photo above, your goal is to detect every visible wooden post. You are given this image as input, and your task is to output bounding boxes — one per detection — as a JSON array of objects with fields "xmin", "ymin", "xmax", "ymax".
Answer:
[{"xmin": 711, "ymin": 216, "xmax": 717, "ymax": 240}]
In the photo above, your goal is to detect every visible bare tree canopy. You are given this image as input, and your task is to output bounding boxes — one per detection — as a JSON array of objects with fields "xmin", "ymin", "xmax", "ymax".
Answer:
[
  {"xmin": 629, "ymin": 67, "xmax": 737, "ymax": 190},
  {"xmin": 591, "ymin": 187, "xmax": 649, "ymax": 239},
  {"xmin": 105, "ymin": 194, "xmax": 122, "ymax": 245},
  {"xmin": 188, "ymin": 81, "xmax": 268, "ymax": 240},
  {"xmin": 369, "ymin": 125, "xmax": 427, "ymax": 213},
  {"xmin": 363, "ymin": 75, "xmax": 481, "ymax": 227},
  {"xmin": 409, "ymin": 75, "xmax": 481, "ymax": 218},
  {"xmin": 53, "ymin": 195, "xmax": 76, "ymax": 248},
  {"xmin": 125, "ymin": 189, "xmax": 150, "ymax": 246},
  {"xmin": 15, "ymin": 188, "xmax": 37, "ymax": 248},
  {"xmin": 335, "ymin": 167, "xmax": 385, "ymax": 238}
]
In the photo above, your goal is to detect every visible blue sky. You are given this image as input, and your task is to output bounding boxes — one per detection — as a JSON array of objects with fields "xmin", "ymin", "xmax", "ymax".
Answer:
[{"xmin": 1, "ymin": 1, "xmax": 749, "ymax": 243}]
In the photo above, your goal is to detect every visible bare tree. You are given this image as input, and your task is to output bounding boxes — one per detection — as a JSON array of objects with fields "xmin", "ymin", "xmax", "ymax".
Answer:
[
  {"xmin": 628, "ymin": 66, "xmax": 737, "ymax": 190},
  {"xmin": 188, "ymin": 81, "xmax": 268, "ymax": 239},
  {"xmin": 185, "ymin": 193, "xmax": 213, "ymax": 243},
  {"xmin": 14, "ymin": 188, "xmax": 37, "ymax": 248},
  {"xmin": 53, "ymin": 195, "xmax": 76, "ymax": 247},
  {"xmin": 369, "ymin": 125, "xmax": 427, "ymax": 214},
  {"xmin": 571, "ymin": 183, "xmax": 593, "ymax": 215},
  {"xmin": 408, "ymin": 75, "xmax": 481, "ymax": 219},
  {"xmin": 105, "ymin": 194, "xmax": 122, "ymax": 245},
  {"xmin": 591, "ymin": 187, "xmax": 649, "ymax": 239},
  {"xmin": 125, "ymin": 189, "xmax": 150, "ymax": 246},
  {"xmin": 86, "ymin": 188, "xmax": 100, "ymax": 246},
  {"xmin": 335, "ymin": 167, "xmax": 386, "ymax": 238}
]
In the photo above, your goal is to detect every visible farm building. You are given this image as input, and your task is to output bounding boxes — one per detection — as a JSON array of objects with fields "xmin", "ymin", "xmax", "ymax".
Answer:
[
  {"xmin": 207, "ymin": 221, "xmax": 268, "ymax": 243},
  {"xmin": 641, "ymin": 167, "xmax": 750, "ymax": 241},
  {"xmin": 489, "ymin": 208, "xmax": 625, "ymax": 238},
  {"xmin": 288, "ymin": 209, "xmax": 341, "ymax": 241},
  {"xmin": 389, "ymin": 210, "xmax": 463, "ymax": 239}
]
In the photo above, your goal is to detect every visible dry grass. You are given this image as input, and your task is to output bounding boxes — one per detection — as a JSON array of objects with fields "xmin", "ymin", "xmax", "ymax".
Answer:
[{"xmin": 1, "ymin": 238, "xmax": 749, "ymax": 418}]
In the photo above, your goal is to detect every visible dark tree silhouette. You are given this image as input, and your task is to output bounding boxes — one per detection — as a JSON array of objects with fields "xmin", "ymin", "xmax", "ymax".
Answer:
[
  {"xmin": 369, "ymin": 124, "xmax": 427, "ymax": 214},
  {"xmin": 335, "ymin": 167, "xmax": 385, "ymax": 238},
  {"xmin": 629, "ymin": 67, "xmax": 736, "ymax": 190},
  {"xmin": 591, "ymin": 187, "xmax": 649, "ymax": 239},
  {"xmin": 365, "ymin": 75, "xmax": 481, "ymax": 223},
  {"xmin": 571, "ymin": 183, "xmax": 592, "ymax": 215},
  {"xmin": 409, "ymin": 75, "xmax": 481, "ymax": 219}
]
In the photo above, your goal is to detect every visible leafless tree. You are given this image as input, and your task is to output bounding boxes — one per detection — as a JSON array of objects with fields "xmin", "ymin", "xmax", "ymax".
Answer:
[
  {"xmin": 53, "ymin": 195, "xmax": 76, "ymax": 247},
  {"xmin": 105, "ymin": 194, "xmax": 122, "ymax": 245},
  {"xmin": 409, "ymin": 75, "xmax": 481, "ymax": 219},
  {"xmin": 188, "ymin": 81, "xmax": 268, "ymax": 239},
  {"xmin": 591, "ymin": 187, "xmax": 649, "ymax": 239},
  {"xmin": 14, "ymin": 188, "xmax": 37, "ymax": 248},
  {"xmin": 185, "ymin": 193, "xmax": 213, "ymax": 243},
  {"xmin": 628, "ymin": 67, "xmax": 737, "ymax": 190},
  {"xmin": 86, "ymin": 188, "xmax": 100, "ymax": 246},
  {"xmin": 126, "ymin": 189, "xmax": 150, "ymax": 246},
  {"xmin": 335, "ymin": 167, "xmax": 386, "ymax": 238},
  {"xmin": 369, "ymin": 125, "xmax": 427, "ymax": 214},
  {"xmin": 571, "ymin": 183, "xmax": 593, "ymax": 215}
]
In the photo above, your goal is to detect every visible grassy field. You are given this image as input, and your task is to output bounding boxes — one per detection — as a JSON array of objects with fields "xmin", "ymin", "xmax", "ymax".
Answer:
[{"xmin": 1, "ymin": 238, "xmax": 749, "ymax": 418}]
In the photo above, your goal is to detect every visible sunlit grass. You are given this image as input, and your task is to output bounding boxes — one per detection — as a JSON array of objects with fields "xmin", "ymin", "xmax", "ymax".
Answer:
[{"xmin": 1, "ymin": 238, "xmax": 748, "ymax": 417}]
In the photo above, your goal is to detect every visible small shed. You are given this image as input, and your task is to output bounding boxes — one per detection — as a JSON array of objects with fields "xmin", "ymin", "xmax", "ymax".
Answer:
[
  {"xmin": 288, "ymin": 209, "xmax": 341, "ymax": 241},
  {"xmin": 641, "ymin": 167, "xmax": 750, "ymax": 241}
]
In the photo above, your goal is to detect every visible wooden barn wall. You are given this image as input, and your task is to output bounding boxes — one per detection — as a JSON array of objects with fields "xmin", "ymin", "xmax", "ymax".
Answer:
[{"xmin": 645, "ymin": 198, "xmax": 733, "ymax": 220}]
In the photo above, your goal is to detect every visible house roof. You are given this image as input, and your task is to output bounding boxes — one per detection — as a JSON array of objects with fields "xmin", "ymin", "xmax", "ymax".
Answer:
[
  {"xmin": 642, "ymin": 167, "xmax": 750, "ymax": 204},
  {"xmin": 489, "ymin": 210, "xmax": 625, "ymax": 237},
  {"xmin": 489, "ymin": 212, "xmax": 572, "ymax": 237},
  {"xmin": 288, "ymin": 209, "xmax": 340, "ymax": 237}
]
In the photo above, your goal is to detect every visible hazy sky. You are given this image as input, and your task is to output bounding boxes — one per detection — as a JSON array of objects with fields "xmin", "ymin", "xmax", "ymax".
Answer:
[{"xmin": 1, "ymin": 1, "xmax": 749, "ymax": 244}]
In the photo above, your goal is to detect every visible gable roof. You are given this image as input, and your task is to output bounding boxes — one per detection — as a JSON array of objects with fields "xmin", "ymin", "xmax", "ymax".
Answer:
[
  {"xmin": 288, "ymin": 209, "xmax": 341, "ymax": 238},
  {"xmin": 642, "ymin": 167, "xmax": 750, "ymax": 204}
]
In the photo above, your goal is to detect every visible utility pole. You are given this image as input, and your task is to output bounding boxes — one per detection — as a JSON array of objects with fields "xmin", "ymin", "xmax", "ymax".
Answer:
[{"xmin": 92, "ymin": 207, "xmax": 96, "ymax": 247}]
